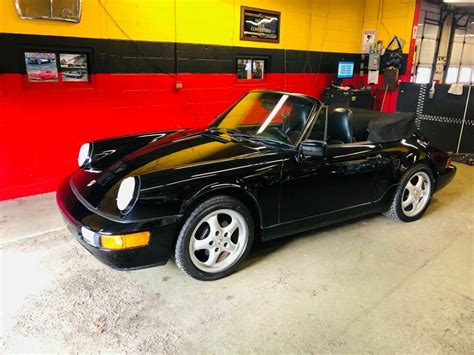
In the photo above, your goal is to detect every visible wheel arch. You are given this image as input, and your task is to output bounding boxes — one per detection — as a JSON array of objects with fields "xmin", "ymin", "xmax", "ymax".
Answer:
[
  {"xmin": 379, "ymin": 148, "xmax": 437, "ymax": 211},
  {"xmin": 401, "ymin": 156, "xmax": 438, "ymax": 184},
  {"xmin": 384, "ymin": 159, "xmax": 436, "ymax": 222},
  {"xmin": 178, "ymin": 183, "xmax": 263, "ymax": 241},
  {"xmin": 419, "ymin": 158, "xmax": 438, "ymax": 183}
]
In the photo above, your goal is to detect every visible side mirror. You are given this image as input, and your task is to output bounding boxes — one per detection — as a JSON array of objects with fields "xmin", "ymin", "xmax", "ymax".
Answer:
[{"xmin": 300, "ymin": 140, "xmax": 326, "ymax": 158}]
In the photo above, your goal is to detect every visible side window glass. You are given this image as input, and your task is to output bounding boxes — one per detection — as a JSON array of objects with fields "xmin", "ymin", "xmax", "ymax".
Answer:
[{"xmin": 308, "ymin": 106, "xmax": 327, "ymax": 141}]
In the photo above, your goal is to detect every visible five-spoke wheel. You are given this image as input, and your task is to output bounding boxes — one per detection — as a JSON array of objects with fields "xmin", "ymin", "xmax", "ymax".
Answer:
[
  {"xmin": 385, "ymin": 164, "xmax": 434, "ymax": 222},
  {"xmin": 189, "ymin": 209, "xmax": 248, "ymax": 273},
  {"xmin": 401, "ymin": 171, "xmax": 432, "ymax": 217},
  {"xmin": 175, "ymin": 196, "xmax": 254, "ymax": 280}
]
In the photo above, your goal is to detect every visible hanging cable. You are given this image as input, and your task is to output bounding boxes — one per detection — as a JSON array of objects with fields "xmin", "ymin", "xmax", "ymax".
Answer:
[
  {"xmin": 303, "ymin": 0, "xmax": 314, "ymax": 75},
  {"xmin": 97, "ymin": 0, "xmax": 177, "ymax": 80},
  {"xmin": 315, "ymin": 1, "xmax": 331, "ymax": 96}
]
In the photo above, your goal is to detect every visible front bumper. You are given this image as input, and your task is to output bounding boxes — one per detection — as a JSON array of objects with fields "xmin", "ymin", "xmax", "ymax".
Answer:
[
  {"xmin": 56, "ymin": 177, "xmax": 181, "ymax": 270},
  {"xmin": 435, "ymin": 165, "xmax": 456, "ymax": 192}
]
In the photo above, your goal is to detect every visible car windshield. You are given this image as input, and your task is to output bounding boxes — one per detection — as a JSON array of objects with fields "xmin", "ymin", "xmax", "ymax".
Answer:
[{"xmin": 211, "ymin": 92, "xmax": 316, "ymax": 145}]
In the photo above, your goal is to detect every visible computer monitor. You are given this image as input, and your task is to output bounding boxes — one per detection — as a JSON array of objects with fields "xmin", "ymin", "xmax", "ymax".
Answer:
[{"xmin": 337, "ymin": 61, "xmax": 355, "ymax": 79}]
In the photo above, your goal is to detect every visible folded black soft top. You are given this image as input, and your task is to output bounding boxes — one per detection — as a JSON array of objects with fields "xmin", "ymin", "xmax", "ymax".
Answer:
[{"xmin": 350, "ymin": 108, "xmax": 416, "ymax": 143}]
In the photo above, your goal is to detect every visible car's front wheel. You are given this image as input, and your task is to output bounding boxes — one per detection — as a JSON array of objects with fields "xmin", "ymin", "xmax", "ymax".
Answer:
[
  {"xmin": 385, "ymin": 164, "xmax": 434, "ymax": 222},
  {"xmin": 175, "ymin": 195, "xmax": 254, "ymax": 280}
]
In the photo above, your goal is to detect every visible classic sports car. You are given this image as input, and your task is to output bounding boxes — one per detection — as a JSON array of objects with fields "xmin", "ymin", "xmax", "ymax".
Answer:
[
  {"xmin": 63, "ymin": 70, "xmax": 85, "ymax": 79},
  {"xmin": 29, "ymin": 69, "xmax": 57, "ymax": 81},
  {"xmin": 27, "ymin": 57, "xmax": 54, "ymax": 65},
  {"xmin": 57, "ymin": 90, "xmax": 456, "ymax": 280}
]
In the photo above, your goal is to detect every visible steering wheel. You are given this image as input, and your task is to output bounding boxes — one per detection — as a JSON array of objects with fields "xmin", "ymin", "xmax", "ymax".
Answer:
[
  {"xmin": 262, "ymin": 126, "xmax": 291, "ymax": 143},
  {"xmin": 273, "ymin": 128, "xmax": 291, "ymax": 142}
]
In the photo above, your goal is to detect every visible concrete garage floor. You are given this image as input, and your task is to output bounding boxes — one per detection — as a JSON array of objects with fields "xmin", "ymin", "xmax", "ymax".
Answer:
[{"xmin": 1, "ymin": 163, "xmax": 472, "ymax": 353}]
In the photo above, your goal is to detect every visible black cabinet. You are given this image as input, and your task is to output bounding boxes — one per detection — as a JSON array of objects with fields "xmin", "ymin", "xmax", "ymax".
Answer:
[{"xmin": 321, "ymin": 86, "xmax": 373, "ymax": 110}]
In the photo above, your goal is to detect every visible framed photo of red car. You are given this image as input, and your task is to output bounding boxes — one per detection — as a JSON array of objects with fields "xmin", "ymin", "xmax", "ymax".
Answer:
[
  {"xmin": 240, "ymin": 6, "xmax": 280, "ymax": 43},
  {"xmin": 24, "ymin": 52, "xmax": 59, "ymax": 82},
  {"xmin": 23, "ymin": 49, "xmax": 92, "ymax": 87}
]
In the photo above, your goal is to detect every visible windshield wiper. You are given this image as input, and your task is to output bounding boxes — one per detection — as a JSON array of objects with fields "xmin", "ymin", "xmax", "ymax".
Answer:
[
  {"xmin": 225, "ymin": 129, "xmax": 292, "ymax": 147},
  {"xmin": 201, "ymin": 131, "xmax": 230, "ymax": 143}
]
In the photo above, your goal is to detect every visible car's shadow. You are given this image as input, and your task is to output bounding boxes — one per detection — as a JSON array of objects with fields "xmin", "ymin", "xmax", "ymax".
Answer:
[
  {"xmin": 424, "ymin": 187, "xmax": 464, "ymax": 216},
  {"xmin": 241, "ymin": 213, "xmax": 380, "ymax": 271},
  {"xmin": 242, "ymin": 181, "xmax": 462, "ymax": 271}
]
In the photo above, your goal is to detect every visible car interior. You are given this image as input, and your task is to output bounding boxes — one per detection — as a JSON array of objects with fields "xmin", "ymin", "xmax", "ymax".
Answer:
[
  {"xmin": 308, "ymin": 105, "xmax": 414, "ymax": 145},
  {"xmin": 281, "ymin": 104, "xmax": 311, "ymax": 144},
  {"xmin": 232, "ymin": 94, "xmax": 414, "ymax": 148}
]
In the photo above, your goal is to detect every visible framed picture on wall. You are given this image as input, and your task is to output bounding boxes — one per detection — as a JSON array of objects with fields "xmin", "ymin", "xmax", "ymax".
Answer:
[
  {"xmin": 24, "ymin": 52, "xmax": 59, "ymax": 82},
  {"xmin": 23, "ymin": 50, "xmax": 91, "ymax": 84},
  {"xmin": 236, "ymin": 57, "xmax": 268, "ymax": 80},
  {"xmin": 240, "ymin": 6, "xmax": 280, "ymax": 43},
  {"xmin": 59, "ymin": 53, "xmax": 89, "ymax": 82}
]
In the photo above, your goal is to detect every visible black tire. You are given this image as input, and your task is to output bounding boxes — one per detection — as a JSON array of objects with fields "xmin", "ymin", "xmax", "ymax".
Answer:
[
  {"xmin": 175, "ymin": 195, "xmax": 254, "ymax": 281},
  {"xmin": 384, "ymin": 163, "xmax": 435, "ymax": 222}
]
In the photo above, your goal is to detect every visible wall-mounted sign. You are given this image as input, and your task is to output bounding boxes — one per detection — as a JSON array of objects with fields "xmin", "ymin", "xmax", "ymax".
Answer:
[
  {"xmin": 412, "ymin": 25, "xmax": 418, "ymax": 40},
  {"xmin": 240, "ymin": 6, "xmax": 280, "ymax": 43},
  {"xmin": 362, "ymin": 29, "xmax": 376, "ymax": 54}
]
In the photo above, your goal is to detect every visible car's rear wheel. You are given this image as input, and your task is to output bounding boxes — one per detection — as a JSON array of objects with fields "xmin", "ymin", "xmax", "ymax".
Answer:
[
  {"xmin": 384, "ymin": 164, "xmax": 434, "ymax": 222},
  {"xmin": 175, "ymin": 195, "xmax": 254, "ymax": 280}
]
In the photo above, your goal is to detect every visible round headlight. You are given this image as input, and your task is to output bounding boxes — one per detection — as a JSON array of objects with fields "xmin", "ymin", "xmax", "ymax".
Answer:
[
  {"xmin": 117, "ymin": 176, "xmax": 139, "ymax": 212},
  {"xmin": 78, "ymin": 143, "xmax": 91, "ymax": 168}
]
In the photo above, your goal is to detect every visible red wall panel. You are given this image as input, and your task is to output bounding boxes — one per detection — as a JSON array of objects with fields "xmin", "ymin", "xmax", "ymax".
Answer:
[{"xmin": 0, "ymin": 72, "xmax": 336, "ymax": 200}]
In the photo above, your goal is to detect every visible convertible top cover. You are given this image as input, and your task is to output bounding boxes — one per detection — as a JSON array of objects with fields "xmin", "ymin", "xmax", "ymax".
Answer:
[{"xmin": 351, "ymin": 108, "xmax": 416, "ymax": 143}]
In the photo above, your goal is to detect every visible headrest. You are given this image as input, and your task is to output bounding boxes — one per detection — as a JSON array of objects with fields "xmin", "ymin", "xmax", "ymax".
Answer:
[{"xmin": 327, "ymin": 107, "xmax": 353, "ymax": 144}]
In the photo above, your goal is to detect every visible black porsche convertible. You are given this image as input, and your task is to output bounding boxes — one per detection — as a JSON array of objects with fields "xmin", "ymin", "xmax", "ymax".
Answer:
[{"xmin": 57, "ymin": 90, "xmax": 456, "ymax": 280}]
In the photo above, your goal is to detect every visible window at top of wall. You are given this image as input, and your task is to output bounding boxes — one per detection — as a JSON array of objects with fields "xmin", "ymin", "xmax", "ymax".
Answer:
[
  {"xmin": 16, "ymin": 0, "xmax": 81, "ymax": 23},
  {"xmin": 445, "ymin": 67, "xmax": 459, "ymax": 84},
  {"xmin": 237, "ymin": 58, "xmax": 266, "ymax": 80},
  {"xmin": 415, "ymin": 67, "xmax": 432, "ymax": 84},
  {"xmin": 459, "ymin": 67, "xmax": 472, "ymax": 84}
]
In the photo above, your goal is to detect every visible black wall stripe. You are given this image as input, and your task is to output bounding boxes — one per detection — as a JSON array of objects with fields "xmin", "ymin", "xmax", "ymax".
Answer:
[{"xmin": 0, "ymin": 33, "xmax": 407, "ymax": 75}]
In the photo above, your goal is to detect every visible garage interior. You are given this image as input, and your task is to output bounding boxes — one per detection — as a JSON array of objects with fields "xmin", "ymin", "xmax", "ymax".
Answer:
[{"xmin": 1, "ymin": 0, "xmax": 473, "ymax": 353}]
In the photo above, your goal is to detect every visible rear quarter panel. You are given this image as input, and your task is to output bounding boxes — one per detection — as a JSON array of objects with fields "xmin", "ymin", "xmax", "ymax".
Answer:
[{"xmin": 375, "ymin": 135, "xmax": 450, "ymax": 203}]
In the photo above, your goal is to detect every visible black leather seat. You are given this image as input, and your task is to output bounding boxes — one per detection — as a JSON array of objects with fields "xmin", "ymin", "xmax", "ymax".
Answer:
[
  {"xmin": 326, "ymin": 107, "xmax": 353, "ymax": 144},
  {"xmin": 283, "ymin": 107, "xmax": 308, "ymax": 144}
]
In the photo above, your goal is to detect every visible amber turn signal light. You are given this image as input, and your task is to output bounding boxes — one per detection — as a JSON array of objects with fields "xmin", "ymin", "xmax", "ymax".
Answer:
[{"xmin": 101, "ymin": 231, "xmax": 150, "ymax": 250}]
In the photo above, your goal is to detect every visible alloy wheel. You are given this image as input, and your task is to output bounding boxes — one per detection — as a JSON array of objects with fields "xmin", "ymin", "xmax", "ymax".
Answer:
[
  {"xmin": 401, "ymin": 171, "xmax": 432, "ymax": 217},
  {"xmin": 188, "ymin": 209, "xmax": 248, "ymax": 273}
]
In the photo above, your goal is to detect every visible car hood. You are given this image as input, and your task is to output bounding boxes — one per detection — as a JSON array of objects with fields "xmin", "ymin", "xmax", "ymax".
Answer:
[{"xmin": 71, "ymin": 129, "xmax": 274, "ymax": 210}]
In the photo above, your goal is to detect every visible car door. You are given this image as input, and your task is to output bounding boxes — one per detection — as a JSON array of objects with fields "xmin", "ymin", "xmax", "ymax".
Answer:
[{"xmin": 279, "ymin": 106, "xmax": 383, "ymax": 223}]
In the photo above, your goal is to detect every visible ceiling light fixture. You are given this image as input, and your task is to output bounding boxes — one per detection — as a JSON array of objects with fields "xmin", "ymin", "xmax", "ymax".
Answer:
[{"xmin": 443, "ymin": 0, "xmax": 474, "ymax": 3}]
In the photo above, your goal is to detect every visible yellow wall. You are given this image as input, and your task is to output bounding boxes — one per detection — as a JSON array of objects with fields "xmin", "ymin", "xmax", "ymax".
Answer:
[
  {"xmin": 0, "ymin": 0, "xmax": 416, "ymax": 54},
  {"xmin": 363, "ymin": 0, "xmax": 417, "ymax": 54}
]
